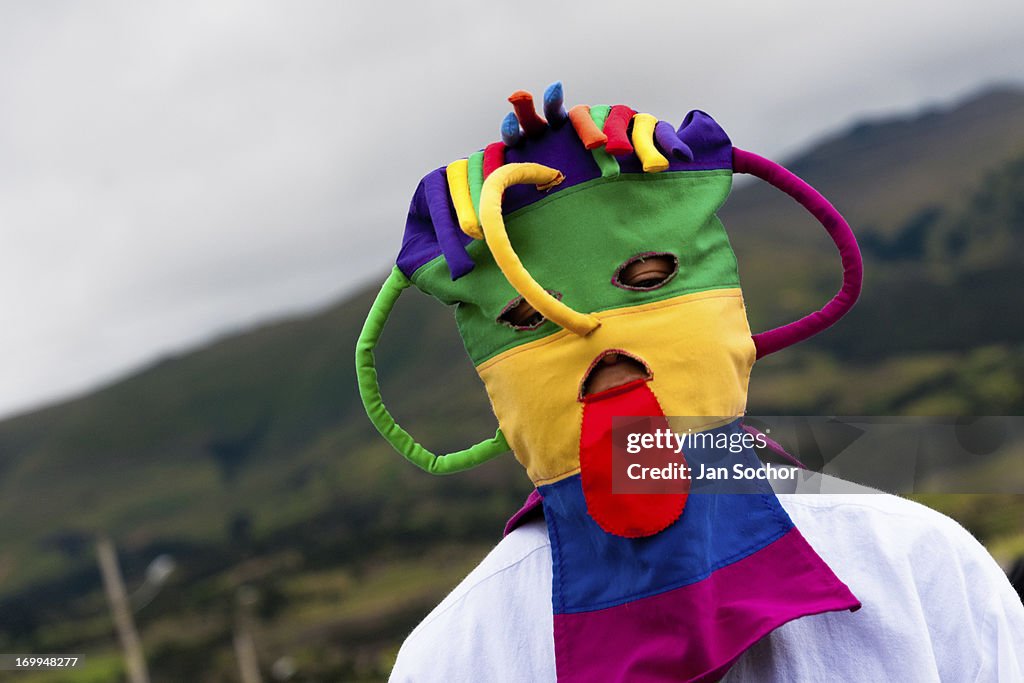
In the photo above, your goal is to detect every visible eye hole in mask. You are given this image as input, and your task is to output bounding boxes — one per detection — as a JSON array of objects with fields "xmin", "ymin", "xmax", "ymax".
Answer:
[
  {"xmin": 497, "ymin": 290, "xmax": 562, "ymax": 330},
  {"xmin": 612, "ymin": 252, "xmax": 679, "ymax": 291}
]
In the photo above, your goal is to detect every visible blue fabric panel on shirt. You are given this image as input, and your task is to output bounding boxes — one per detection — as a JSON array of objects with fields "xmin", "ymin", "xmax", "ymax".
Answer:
[{"xmin": 540, "ymin": 420, "xmax": 795, "ymax": 614}]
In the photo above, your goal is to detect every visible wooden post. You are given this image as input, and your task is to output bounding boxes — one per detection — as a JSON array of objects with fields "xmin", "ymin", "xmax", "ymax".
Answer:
[
  {"xmin": 234, "ymin": 586, "xmax": 263, "ymax": 683},
  {"xmin": 96, "ymin": 535, "xmax": 150, "ymax": 683},
  {"xmin": 233, "ymin": 626, "xmax": 263, "ymax": 683}
]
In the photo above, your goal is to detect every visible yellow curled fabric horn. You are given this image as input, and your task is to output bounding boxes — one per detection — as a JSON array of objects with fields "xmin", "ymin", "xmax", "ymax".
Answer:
[{"xmin": 476, "ymin": 163, "xmax": 601, "ymax": 337}]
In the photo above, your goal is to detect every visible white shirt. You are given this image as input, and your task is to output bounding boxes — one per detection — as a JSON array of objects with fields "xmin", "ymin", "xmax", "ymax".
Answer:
[{"xmin": 391, "ymin": 478, "xmax": 1024, "ymax": 682}]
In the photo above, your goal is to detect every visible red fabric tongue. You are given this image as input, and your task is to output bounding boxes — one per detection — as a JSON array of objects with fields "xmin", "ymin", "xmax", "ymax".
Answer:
[{"xmin": 580, "ymin": 379, "xmax": 689, "ymax": 538}]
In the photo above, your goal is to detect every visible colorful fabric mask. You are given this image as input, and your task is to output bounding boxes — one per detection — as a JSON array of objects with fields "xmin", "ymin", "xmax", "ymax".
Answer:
[{"xmin": 357, "ymin": 83, "xmax": 864, "ymax": 682}]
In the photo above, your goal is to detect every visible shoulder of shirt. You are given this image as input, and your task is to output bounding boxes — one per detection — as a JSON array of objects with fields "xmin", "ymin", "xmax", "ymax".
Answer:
[
  {"xmin": 391, "ymin": 519, "xmax": 555, "ymax": 681},
  {"xmin": 775, "ymin": 475, "xmax": 1002, "ymax": 574},
  {"xmin": 774, "ymin": 470, "xmax": 978, "ymax": 537},
  {"xmin": 403, "ymin": 518, "xmax": 551, "ymax": 639}
]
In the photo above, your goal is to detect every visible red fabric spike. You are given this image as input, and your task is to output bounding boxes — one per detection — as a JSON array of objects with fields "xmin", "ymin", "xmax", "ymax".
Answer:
[
  {"xmin": 508, "ymin": 90, "xmax": 548, "ymax": 136},
  {"xmin": 483, "ymin": 142, "xmax": 505, "ymax": 178},
  {"xmin": 603, "ymin": 105, "xmax": 636, "ymax": 157}
]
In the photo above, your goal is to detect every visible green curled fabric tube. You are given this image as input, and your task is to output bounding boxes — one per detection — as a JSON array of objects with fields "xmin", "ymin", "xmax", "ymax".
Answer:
[{"xmin": 355, "ymin": 266, "xmax": 509, "ymax": 473}]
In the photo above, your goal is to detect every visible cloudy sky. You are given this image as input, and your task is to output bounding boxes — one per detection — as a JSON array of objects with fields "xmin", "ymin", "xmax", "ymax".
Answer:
[{"xmin": 1, "ymin": 0, "xmax": 1023, "ymax": 418}]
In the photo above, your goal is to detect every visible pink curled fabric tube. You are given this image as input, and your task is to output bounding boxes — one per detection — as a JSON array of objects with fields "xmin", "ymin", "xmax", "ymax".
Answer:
[{"xmin": 733, "ymin": 148, "xmax": 864, "ymax": 358}]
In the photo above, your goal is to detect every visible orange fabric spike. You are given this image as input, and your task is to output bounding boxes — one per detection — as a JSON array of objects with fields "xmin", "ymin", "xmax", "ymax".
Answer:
[
  {"xmin": 568, "ymin": 105, "xmax": 608, "ymax": 150},
  {"xmin": 508, "ymin": 90, "xmax": 548, "ymax": 136}
]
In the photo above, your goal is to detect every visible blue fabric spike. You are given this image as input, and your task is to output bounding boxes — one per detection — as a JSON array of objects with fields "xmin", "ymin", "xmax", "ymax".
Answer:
[
  {"xmin": 544, "ymin": 81, "xmax": 568, "ymax": 127},
  {"xmin": 501, "ymin": 112, "xmax": 524, "ymax": 146}
]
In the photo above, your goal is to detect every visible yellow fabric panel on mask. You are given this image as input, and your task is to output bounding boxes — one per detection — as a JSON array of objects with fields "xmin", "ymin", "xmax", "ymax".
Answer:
[{"xmin": 476, "ymin": 288, "xmax": 756, "ymax": 484}]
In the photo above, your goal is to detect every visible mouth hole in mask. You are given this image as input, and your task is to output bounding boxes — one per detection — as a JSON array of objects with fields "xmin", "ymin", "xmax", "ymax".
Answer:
[
  {"xmin": 612, "ymin": 252, "xmax": 679, "ymax": 291},
  {"xmin": 579, "ymin": 349, "xmax": 653, "ymax": 400}
]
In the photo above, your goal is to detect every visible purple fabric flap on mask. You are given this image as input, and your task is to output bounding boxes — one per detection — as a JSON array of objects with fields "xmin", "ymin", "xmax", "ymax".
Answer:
[{"xmin": 397, "ymin": 169, "xmax": 477, "ymax": 280}]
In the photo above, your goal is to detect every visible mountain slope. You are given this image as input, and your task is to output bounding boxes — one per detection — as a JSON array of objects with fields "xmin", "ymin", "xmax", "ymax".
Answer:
[
  {"xmin": 725, "ymin": 86, "xmax": 1024, "ymax": 241},
  {"xmin": 0, "ymin": 284, "xmax": 523, "ymax": 593}
]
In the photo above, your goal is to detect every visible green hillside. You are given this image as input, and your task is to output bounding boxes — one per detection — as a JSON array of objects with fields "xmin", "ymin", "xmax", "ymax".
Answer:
[{"xmin": 1, "ymin": 86, "xmax": 1022, "ymax": 682}]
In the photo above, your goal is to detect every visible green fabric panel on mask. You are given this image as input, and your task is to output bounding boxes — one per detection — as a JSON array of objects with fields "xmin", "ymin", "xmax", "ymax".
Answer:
[{"xmin": 410, "ymin": 169, "xmax": 740, "ymax": 366}]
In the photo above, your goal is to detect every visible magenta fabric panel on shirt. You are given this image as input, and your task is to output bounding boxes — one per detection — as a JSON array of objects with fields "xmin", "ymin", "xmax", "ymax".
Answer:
[{"xmin": 551, "ymin": 527, "xmax": 861, "ymax": 683}]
